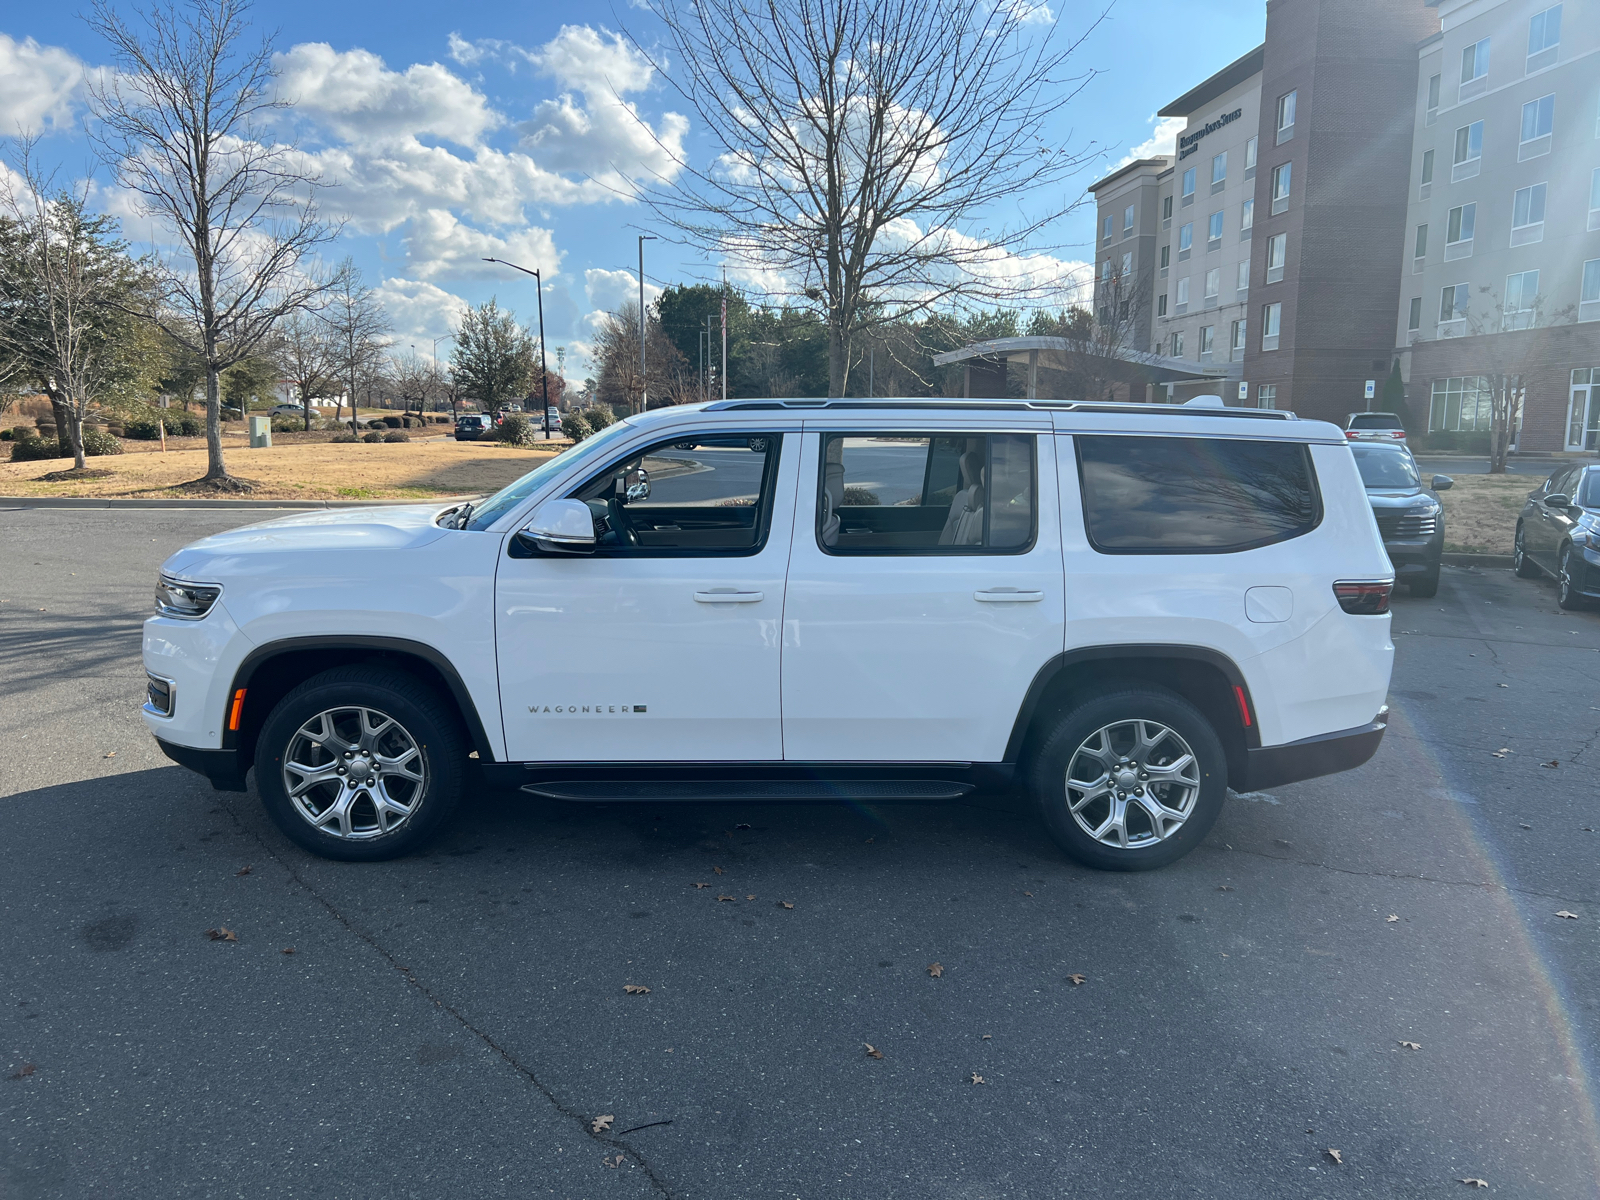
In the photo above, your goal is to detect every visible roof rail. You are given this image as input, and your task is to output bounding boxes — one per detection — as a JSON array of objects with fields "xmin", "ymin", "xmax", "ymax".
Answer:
[{"xmin": 703, "ymin": 398, "xmax": 1298, "ymax": 421}]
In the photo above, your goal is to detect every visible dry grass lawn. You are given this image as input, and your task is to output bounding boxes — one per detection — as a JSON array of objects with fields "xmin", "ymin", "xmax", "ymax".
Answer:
[
  {"xmin": 1435, "ymin": 472, "xmax": 1535, "ymax": 555},
  {"xmin": 0, "ymin": 438, "xmax": 565, "ymax": 501}
]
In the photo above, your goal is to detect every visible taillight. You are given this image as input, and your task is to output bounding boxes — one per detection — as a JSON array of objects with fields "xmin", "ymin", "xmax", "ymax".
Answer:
[
  {"xmin": 1345, "ymin": 431, "xmax": 1359, "ymax": 439},
  {"xmin": 1333, "ymin": 581, "xmax": 1393, "ymax": 614},
  {"xmin": 1391, "ymin": 431, "xmax": 1406, "ymax": 439}
]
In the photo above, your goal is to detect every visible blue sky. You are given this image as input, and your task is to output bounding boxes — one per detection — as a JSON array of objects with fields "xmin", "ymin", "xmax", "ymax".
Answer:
[{"xmin": 3, "ymin": 0, "xmax": 1264, "ymax": 379}]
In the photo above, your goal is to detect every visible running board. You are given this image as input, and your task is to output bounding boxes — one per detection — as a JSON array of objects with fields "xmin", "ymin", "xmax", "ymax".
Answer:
[{"xmin": 520, "ymin": 779, "xmax": 975, "ymax": 803}]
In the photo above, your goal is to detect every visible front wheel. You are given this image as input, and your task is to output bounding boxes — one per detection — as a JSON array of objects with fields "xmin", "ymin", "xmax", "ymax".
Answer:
[
  {"xmin": 1513, "ymin": 524, "xmax": 1540, "ymax": 578},
  {"xmin": 1409, "ymin": 565, "xmax": 1440, "ymax": 598},
  {"xmin": 1029, "ymin": 688, "xmax": 1228, "ymax": 871},
  {"xmin": 254, "ymin": 666, "xmax": 466, "ymax": 861},
  {"xmin": 1557, "ymin": 544, "xmax": 1587, "ymax": 611}
]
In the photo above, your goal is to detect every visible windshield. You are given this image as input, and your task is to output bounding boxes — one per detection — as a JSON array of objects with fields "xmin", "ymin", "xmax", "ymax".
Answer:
[
  {"xmin": 1351, "ymin": 444, "xmax": 1419, "ymax": 490},
  {"xmin": 465, "ymin": 419, "xmax": 637, "ymax": 531}
]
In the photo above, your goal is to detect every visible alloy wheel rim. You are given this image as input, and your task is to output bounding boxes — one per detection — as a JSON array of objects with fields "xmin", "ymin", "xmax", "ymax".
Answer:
[
  {"xmin": 1559, "ymin": 548, "xmax": 1571, "ymax": 601},
  {"xmin": 1514, "ymin": 528, "xmax": 1525, "ymax": 567},
  {"xmin": 1064, "ymin": 719, "xmax": 1201, "ymax": 849},
  {"xmin": 282, "ymin": 706, "xmax": 426, "ymax": 839}
]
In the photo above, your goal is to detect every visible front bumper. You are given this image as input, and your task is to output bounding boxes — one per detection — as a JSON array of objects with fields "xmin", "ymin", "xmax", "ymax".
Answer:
[
  {"xmin": 1237, "ymin": 707, "xmax": 1388, "ymax": 791},
  {"xmin": 155, "ymin": 738, "xmax": 248, "ymax": 792},
  {"xmin": 1383, "ymin": 533, "xmax": 1444, "ymax": 576}
]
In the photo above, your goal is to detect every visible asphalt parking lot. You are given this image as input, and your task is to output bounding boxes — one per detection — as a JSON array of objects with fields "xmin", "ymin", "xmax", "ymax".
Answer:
[{"xmin": 2, "ymin": 508, "xmax": 1598, "ymax": 1199}]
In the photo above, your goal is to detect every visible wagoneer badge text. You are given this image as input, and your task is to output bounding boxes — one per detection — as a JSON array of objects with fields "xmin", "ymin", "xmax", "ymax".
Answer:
[{"xmin": 529, "ymin": 704, "xmax": 647, "ymax": 714}]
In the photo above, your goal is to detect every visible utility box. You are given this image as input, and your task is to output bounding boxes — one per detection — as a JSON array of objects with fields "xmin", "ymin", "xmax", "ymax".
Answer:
[{"xmin": 249, "ymin": 416, "xmax": 272, "ymax": 448}]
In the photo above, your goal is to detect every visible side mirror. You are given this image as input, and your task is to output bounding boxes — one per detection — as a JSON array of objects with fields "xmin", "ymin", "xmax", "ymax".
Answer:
[
  {"xmin": 1544, "ymin": 493, "xmax": 1571, "ymax": 509},
  {"xmin": 1431, "ymin": 474, "xmax": 1454, "ymax": 491},
  {"xmin": 518, "ymin": 498, "xmax": 596, "ymax": 554}
]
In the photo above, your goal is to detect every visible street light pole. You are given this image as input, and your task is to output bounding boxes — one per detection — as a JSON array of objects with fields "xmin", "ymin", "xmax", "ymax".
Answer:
[
  {"xmin": 481, "ymin": 257, "xmax": 551, "ymax": 439},
  {"xmin": 638, "ymin": 234, "xmax": 657, "ymax": 414}
]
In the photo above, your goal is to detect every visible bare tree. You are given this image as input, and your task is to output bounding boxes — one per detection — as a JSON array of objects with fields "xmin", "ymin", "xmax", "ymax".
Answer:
[
  {"xmin": 388, "ymin": 349, "xmax": 439, "ymax": 419},
  {"xmin": 635, "ymin": 0, "xmax": 1100, "ymax": 396},
  {"xmin": 0, "ymin": 146, "xmax": 154, "ymax": 469},
  {"xmin": 1060, "ymin": 267, "xmax": 1153, "ymax": 402},
  {"xmin": 276, "ymin": 311, "xmax": 338, "ymax": 429},
  {"xmin": 324, "ymin": 259, "xmax": 392, "ymax": 425},
  {"xmin": 88, "ymin": 0, "xmax": 342, "ymax": 491}
]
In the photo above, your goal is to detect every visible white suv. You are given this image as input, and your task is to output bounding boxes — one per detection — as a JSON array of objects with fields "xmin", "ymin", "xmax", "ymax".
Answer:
[{"xmin": 143, "ymin": 400, "xmax": 1395, "ymax": 870}]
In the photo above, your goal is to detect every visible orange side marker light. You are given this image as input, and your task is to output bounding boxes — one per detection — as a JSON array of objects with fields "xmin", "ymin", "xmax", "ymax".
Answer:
[{"xmin": 228, "ymin": 688, "xmax": 247, "ymax": 732}]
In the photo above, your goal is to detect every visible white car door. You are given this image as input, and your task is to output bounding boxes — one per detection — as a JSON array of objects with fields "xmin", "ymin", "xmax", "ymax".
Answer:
[
  {"xmin": 496, "ymin": 427, "xmax": 797, "ymax": 762},
  {"xmin": 780, "ymin": 418, "xmax": 1065, "ymax": 762}
]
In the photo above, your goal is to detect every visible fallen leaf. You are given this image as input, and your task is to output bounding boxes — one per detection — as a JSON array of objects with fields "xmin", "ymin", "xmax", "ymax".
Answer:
[
  {"xmin": 9, "ymin": 1063, "xmax": 36, "ymax": 1080},
  {"xmin": 1520, "ymin": 823, "xmax": 1533, "ymax": 830},
  {"xmin": 1387, "ymin": 914, "xmax": 1400, "ymax": 922},
  {"xmin": 1067, "ymin": 973, "xmax": 1087, "ymax": 985},
  {"xmin": 716, "ymin": 894, "xmax": 735, "ymax": 902},
  {"xmin": 604, "ymin": 1154, "xmax": 625, "ymax": 1168},
  {"xmin": 778, "ymin": 901, "xmax": 794, "ymax": 909},
  {"xmin": 1326, "ymin": 1148, "xmax": 1343, "ymax": 1165},
  {"xmin": 1498, "ymin": 683, "xmax": 1509, "ymax": 688},
  {"xmin": 623, "ymin": 984, "xmax": 651, "ymax": 994},
  {"xmin": 591, "ymin": 1114, "xmax": 614, "ymax": 1133},
  {"xmin": 103, "ymin": 751, "xmax": 115, "ymax": 758},
  {"xmin": 281, "ymin": 947, "xmax": 295, "ymax": 955},
  {"xmin": 982, "ymin": 1034, "xmax": 992, "ymax": 1040},
  {"xmin": 1492, "ymin": 748, "xmax": 1511, "ymax": 758},
  {"xmin": 1541, "ymin": 760, "xmax": 1560, "ymax": 769},
  {"xmin": 1556, "ymin": 910, "xmax": 1579, "ymax": 920},
  {"xmin": 864, "ymin": 1043, "xmax": 883, "ymax": 1059},
  {"xmin": 1023, "ymin": 891, "xmax": 1033, "ymax": 897},
  {"xmin": 746, "ymin": 894, "xmax": 756, "ymax": 901},
  {"xmin": 236, "ymin": 865, "xmax": 252, "ymax": 877},
  {"xmin": 735, "ymin": 823, "xmax": 752, "ymax": 830},
  {"xmin": 970, "ymin": 1073, "xmax": 986, "ymax": 1085},
  {"xmin": 693, "ymin": 882, "xmax": 709, "ymax": 889},
  {"xmin": 205, "ymin": 927, "xmax": 237, "ymax": 942},
  {"xmin": 1399, "ymin": 1040, "xmax": 1422, "ymax": 1050},
  {"xmin": 713, "ymin": 866, "xmax": 724, "ymax": 875},
  {"xmin": 865, "ymin": 837, "xmax": 875, "ymax": 844},
  {"xmin": 928, "ymin": 962, "xmax": 943, "ymax": 978},
  {"xmin": 1218, "ymin": 885, "xmax": 1234, "ymax": 892},
  {"xmin": 1459, "ymin": 1179, "xmax": 1488, "ymax": 1188}
]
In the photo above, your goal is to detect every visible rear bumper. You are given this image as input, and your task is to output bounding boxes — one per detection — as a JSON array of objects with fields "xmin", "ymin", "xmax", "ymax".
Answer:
[
  {"xmin": 155, "ymin": 738, "xmax": 247, "ymax": 792},
  {"xmin": 1237, "ymin": 707, "xmax": 1388, "ymax": 792}
]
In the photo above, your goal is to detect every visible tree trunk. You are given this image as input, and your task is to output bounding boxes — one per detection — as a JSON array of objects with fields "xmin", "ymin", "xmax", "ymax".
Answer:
[
  {"xmin": 49, "ymin": 393, "xmax": 73, "ymax": 455},
  {"xmin": 827, "ymin": 322, "xmax": 847, "ymax": 398},
  {"xmin": 204, "ymin": 364, "xmax": 228, "ymax": 481},
  {"xmin": 71, "ymin": 413, "xmax": 87, "ymax": 471}
]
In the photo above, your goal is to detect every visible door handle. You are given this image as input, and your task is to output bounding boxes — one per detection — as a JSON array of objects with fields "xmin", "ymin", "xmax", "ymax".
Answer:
[
  {"xmin": 974, "ymin": 588, "xmax": 1044, "ymax": 602},
  {"xmin": 694, "ymin": 589, "xmax": 765, "ymax": 603}
]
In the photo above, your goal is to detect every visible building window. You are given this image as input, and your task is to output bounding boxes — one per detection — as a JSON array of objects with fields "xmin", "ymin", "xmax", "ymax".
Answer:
[
  {"xmin": 1445, "ymin": 203, "xmax": 1476, "ymax": 260},
  {"xmin": 1413, "ymin": 223, "xmax": 1428, "ymax": 268},
  {"xmin": 1261, "ymin": 302, "xmax": 1282, "ymax": 351},
  {"xmin": 1408, "ymin": 296, "xmax": 1423, "ymax": 332},
  {"xmin": 1244, "ymin": 136, "xmax": 1258, "ymax": 179},
  {"xmin": 1504, "ymin": 269, "xmax": 1540, "ymax": 330},
  {"xmin": 1240, "ymin": 198, "xmax": 1254, "ymax": 234},
  {"xmin": 1460, "ymin": 37, "xmax": 1490, "ymax": 101},
  {"xmin": 1452, "ymin": 121, "xmax": 1483, "ymax": 181},
  {"xmin": 1420, "ymin": 148, "xmax": 1434, "ymax": 198},
  {"xmin": 1430, "ymin": 376, "xmax": 1495, "ymax": 432},
  {"xmin": 1158, "ymin": 293, "xmax": 1168, "ymax": 317},
  {"xmin": 1123, "ymin": 203, "xmax": 1135, "ymax": 234},
  {"xmin": 1236, "ymin": 259, "xmax": 1250, "ymax": 292},
  {"xmin": 1276, "ymin": 90, "xmax": 1297, "ymax": 144},
  {"xmin": 1204, "ymin": 268, "xmax": 1220, "ymax": 301},
  {"xmin": 1527, "ymin": 4, "xmax": 1562, "ymax": 73},
  {"xmin": 1099, "ymin": 306, "xmax": 1111, "ymax": 325},
  {"xmin": 1102, "ymin": 215, "xmax": 1113, "ymax": 243},
  {"xmin": 1121, "ymin": 251, "xmax": 1133, "ymax": 277},
  {"xmin": 1176, "ymin": 277, "xmax": 1190, "ymax": 312},
  {"xmin": 1511, "ymin": 182, "xmax": 1547, "ymax": 245},
  {"xmin": 1099, "ymin": 259, "xmax": 1111, "ymax": 281},
  {"xmin": 1163, "ymin": 195, "xmax": 1173, "ymax": 222},
  {"xmin": 1211, "ymin": 152, "xmax": 1227, "ymax": 192},
  {"xmin": 1439, "ymin": 282, "xmax": 1470, "ymax": 327},
  {"xmin": 1181, "ymin": 167, "xmax": 1196, "ymax": 206},
  {"xmin": 1171, "ymin": 330, "xmax": 1184, "ymax": 358},
  {"xmin": 1258, "ymin": 385, "xmax": 1277, "ymax": 410},
  {"xmin": 1581, "ymin": 259, "xmax": 1600, "ymax": 321},
  {"xmin": 1265, "ymin": 233, "xmax": 1287, "ymax": 284},
  {"xmin": 1520, "ymin": 94, "xmax": 1555, "ymax": 159},
  {"xmin": 1178, "ymin": 221, "xmax": 1193, "ymax": 260},
  {"xmin": 1199, "ymin": 325, "xmax": 1215, "ymax": 358},
  {"xmin": 1426, "ymin": 73, "xmax": 1441, "ymax": 124},
  {"xmin": 1590, "ymin": 168, "xmax": 1600, "ymax": 231},
  {"xmin": 1160, "ymin": 244, "xmax": 1170, "ymax": 270},
  {"xmin": 1207, "ymin": 210, "xmax": 1223, "ymax": 249},
  {"xmin": 1231, "ymin": 319, "xmax": 1247, "ymax": 360},
  {"xmin": 1271, "ymin": 162, "xmax": 1292, "ymax": 215}
]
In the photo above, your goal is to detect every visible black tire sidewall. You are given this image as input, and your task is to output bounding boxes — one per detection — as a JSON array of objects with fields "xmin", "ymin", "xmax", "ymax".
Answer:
[
  {"xmin": 1030, "ymin": 688, "xmax": 1228, "ymax": 872},
  {"xmin": 254, "ymin": 668, "xmax": 465, "ymax": 861}
]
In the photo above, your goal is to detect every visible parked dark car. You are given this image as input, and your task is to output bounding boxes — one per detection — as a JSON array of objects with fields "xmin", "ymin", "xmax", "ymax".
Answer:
[
  {"xmin": 1513, "ymin": 463, "xmax": 1600, "ymax": 610},
  {"xmin": 1350, "ymin": 442, "xmax": 1450, "ymax": 598},
  {"xmin": 455, "ymin": 414, "xmax": 495, "ymax": 440}
]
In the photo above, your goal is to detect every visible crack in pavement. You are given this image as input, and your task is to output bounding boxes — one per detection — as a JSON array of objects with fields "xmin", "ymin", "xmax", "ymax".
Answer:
[{"xmin": 217, "ymin": 795, "xmax": 679, "ymax": 1198}]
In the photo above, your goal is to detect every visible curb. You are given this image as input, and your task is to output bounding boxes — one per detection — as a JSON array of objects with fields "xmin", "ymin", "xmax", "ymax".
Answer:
[
  {"xmin": 1443, "ymin": 553, "xmax": 1513, "ymax": 568},
  {"xmin": 0, "ymin": 495, "xmax": 479, "ymax": 511}
]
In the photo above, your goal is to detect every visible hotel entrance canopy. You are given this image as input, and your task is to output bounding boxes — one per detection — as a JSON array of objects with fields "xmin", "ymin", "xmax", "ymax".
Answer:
[{"xmin": 931, "ymin": 335, "xmax": 1240, "ymax": 400}]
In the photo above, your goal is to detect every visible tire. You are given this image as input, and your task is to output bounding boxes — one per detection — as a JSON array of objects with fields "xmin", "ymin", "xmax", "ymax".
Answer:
[
  {"xmin": 1557, "ymin": 544, "xmax": 1587, "ymax": 611},
  {"xmin": 254, "ymin": 666, "xmax": 466, "ymax": 861},
  {"xmin": 1029, "ymin": 688, "xmax": 1228, "ymax": 872},
  {"xmin": 1513, "ymin": 524, "xmax": 1541, "ymax": 578},
  {"xmin": 1409, "ymin": 566, "xmax": 1440, "ymax": 598}
]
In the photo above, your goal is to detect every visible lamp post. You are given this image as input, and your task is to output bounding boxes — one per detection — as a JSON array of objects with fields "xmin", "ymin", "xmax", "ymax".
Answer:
[
  {"xmin": 431, "ymin": 334, "xmax": 454, "ymax": 418},
  {"xmin": 482, "ymin": 257, "xmax": 551, "ymax": 438},
  {"xmin": 638, "ymin": 234, "xmax": 656, "ymax": 413}
]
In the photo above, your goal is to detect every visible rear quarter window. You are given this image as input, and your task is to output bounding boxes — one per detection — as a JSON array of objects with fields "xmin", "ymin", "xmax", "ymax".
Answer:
[{"xmin": 1076, "ymin": 435, "xmax": 1322, "ymax": 554}]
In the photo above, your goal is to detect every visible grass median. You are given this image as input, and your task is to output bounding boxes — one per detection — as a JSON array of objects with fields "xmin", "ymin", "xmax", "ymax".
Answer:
[{"xmin": 1435, "ymin": 473, "xmax": 1531, "ymax": 556}]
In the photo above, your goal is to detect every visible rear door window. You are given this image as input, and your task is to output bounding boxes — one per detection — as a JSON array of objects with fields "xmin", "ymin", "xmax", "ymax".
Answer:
[
  {"xmin": 1076, "ymin": 435, "xmax": 1321, "ymax": 553},
  {"xmin": 817, "ymin": 433, "xmax": 1036, "ymax": 554}
]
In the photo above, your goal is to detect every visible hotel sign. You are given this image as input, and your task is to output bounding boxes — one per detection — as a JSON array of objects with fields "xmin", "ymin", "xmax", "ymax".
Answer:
[{"xmin": 1179, "ymin": 108, "xmax": 1244, "ymax": 160}]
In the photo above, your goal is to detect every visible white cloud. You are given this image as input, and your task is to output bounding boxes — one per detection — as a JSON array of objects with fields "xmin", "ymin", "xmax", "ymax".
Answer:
[
  {"xmin": 1003, "ymin": 0, "xmax": 1056, "ymax": 26},
  {"xmin": 371, "ymin": 278, "xmax": 471, "ymax": 350},
  {"xmin": 0, "ymin": 35, "xmax": 87, "ymax": 136},
  {"xmin": 401, "ymin": 209, "xmax": 562, "ymax": 281},
  {"xmin": 584, "ymin": 266, "xmax": 658, "ymax": 314},
  {"xmin": 275, "ymin": 43, "xmax": 500, "ymax": 147},
  {"xmin": 1115, "ymin": 115, "xmax": 1185, "ymax": 169}
]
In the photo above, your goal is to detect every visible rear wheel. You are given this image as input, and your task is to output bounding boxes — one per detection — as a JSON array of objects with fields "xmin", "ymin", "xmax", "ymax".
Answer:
[
  {"xmin": 1030, "ymin": 688, "xmax": 1227, "ymax": 871},
  {"xmin": 1513, "ymin": 524, "xmax": 1540, "ymax": 578},
  {"xmin": 254, "ymin": 666, "xmax": 466, "ymax": 861}
]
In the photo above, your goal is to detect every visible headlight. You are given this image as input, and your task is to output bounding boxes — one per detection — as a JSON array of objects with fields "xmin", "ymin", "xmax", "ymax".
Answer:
[
  {"xmin": 1572, "ymin": 529, "xmax": 1592, "ymax": 547},
  {"xmin": 155, "ymin": 574, "xmax": 222, "ymax": 620}
]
